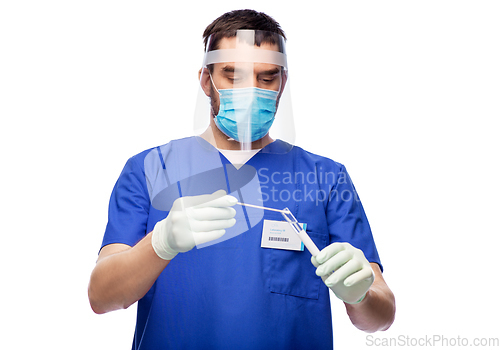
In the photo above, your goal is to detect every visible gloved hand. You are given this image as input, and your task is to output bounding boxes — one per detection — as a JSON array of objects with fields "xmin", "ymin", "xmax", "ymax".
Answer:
[
  {"xmin": 311, "ymin": 242, "xmax": 374, "ymax": 304},
  {"xmin": 151, "ymin": 190, "xmax": 237, "ymax": 260}
]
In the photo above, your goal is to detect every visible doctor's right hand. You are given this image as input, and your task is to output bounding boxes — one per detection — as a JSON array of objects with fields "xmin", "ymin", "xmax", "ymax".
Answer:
[{"xmin": 151, "ymin": 190, "xmax": 237, "ymax": 260}]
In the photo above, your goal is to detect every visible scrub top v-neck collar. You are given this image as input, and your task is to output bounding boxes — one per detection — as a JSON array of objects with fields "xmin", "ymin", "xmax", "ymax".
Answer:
[{"xmin": 217, "ymin": 148, "xmax": 262, "ymax": 169}]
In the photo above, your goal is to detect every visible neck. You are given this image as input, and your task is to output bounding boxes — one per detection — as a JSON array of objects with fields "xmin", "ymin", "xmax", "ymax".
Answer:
[{"xmin": 200, "ymin": 119, "xmax": 273, "ymax": 151}]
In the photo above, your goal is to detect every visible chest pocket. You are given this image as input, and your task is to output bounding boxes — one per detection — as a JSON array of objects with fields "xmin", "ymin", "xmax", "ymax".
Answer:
[{"xmin": 263, "ymin": 212, "xmax": 328, "ymax": 300}]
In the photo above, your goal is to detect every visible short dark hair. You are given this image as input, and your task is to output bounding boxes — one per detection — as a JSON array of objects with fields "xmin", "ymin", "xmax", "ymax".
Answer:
[{"xmin": 203, "ymin": 9, "xmax": 286, "ymax": 52}]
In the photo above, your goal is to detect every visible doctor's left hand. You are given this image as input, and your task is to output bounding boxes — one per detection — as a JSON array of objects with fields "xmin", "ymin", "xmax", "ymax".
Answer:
[{"xmin": 311, "ymin": 242, "xmax": 374, "ymax": 304}]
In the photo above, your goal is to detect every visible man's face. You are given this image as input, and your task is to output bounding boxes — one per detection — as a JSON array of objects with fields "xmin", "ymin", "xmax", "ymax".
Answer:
[{"xmin": 204, "ymin": 37, "xmax": 285, "ymax": 116}]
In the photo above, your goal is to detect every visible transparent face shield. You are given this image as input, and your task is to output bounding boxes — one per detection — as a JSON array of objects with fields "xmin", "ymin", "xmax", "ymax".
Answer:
[{"xmin": 194, "ymin": 30, "xmax": 294, "ymax": 154}]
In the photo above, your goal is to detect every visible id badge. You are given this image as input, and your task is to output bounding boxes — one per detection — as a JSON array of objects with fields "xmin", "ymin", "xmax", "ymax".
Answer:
[{"xmin": 261, "ymin": 219, "xmax": 306, "ymax": 251}]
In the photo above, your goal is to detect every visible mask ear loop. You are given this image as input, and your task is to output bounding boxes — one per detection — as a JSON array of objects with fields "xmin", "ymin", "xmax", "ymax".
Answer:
[
  {"xmin": 206, "ymin": 69, "xmax": 222, "ymax": 120},
  {"xmin": 208, "ymin": 70, "xmax": 221, "ymax": 95}
]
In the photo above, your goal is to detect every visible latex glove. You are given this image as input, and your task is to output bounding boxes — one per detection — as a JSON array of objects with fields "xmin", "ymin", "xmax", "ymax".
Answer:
[
  {"xmin": 151, "ymin": 190, "xmax": 237, "ymax": 260},
  {"xmin": 311, "ymin": 242, "xmax": 374, "ymax": 304}
]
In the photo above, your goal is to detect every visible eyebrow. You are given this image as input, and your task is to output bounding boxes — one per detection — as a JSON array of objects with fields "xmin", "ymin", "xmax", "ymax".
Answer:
[
  {"xmin": 222, "ymin": 65, "xmax": 235, "ymax": 73},
  {"xmin": 259, "ymin": 68, "xmax": 280, "ymax": 75},
  {"xmin": 221, "ymin": 65, "xmax": 281, "ymax": 75}
]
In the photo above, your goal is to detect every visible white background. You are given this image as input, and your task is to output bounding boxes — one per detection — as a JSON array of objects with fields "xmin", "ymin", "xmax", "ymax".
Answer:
[{"xmin": 1, "ymin": 1, "xmax": 499, "ymax": 349}]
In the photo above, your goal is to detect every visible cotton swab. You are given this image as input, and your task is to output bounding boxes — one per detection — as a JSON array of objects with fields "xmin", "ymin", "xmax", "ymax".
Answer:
[{"xmin": 236, "ymin": 202, "xmax": 287, "ymax": 214}]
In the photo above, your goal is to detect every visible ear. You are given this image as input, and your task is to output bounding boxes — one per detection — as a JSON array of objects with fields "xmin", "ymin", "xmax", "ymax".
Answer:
[{"xmin": 199, "ymin": 68, "xmax": 212, "ymax": 97}]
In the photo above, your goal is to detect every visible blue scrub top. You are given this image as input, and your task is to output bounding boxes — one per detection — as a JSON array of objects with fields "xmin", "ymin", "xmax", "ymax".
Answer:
[{"xmin": 102, "ymin": 137, "xmax": 382, "ymax": 350}]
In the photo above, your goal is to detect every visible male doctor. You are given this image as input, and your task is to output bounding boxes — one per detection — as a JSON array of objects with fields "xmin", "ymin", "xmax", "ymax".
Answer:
[{"xmin": 89, "ymin": 9, "xmax": 395, "ymax": 349}]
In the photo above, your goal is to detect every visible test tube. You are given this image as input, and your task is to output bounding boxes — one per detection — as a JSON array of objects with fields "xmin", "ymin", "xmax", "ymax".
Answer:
[{"xmin": 281, "ymin": 208, "xmax": 321, "ymax": 256}]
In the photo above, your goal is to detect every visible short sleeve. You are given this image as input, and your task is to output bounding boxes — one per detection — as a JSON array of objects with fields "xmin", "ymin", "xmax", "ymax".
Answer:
[
  {"xmin": 100, "ymin": 156, "xmax": 150, "ymax": 252},
  {"xmin": 326, "ymin": 165, "xmax": 383, "ymax": 271}
]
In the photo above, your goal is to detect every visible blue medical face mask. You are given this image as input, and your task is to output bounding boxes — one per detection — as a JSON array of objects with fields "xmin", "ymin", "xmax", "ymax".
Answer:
[{"xmin": 213, "ymin": 87, "xmax": 279, "ymax": 143}]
